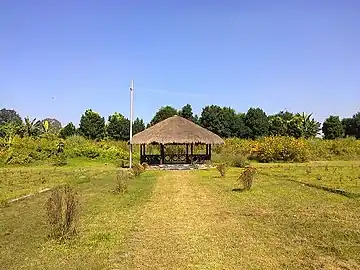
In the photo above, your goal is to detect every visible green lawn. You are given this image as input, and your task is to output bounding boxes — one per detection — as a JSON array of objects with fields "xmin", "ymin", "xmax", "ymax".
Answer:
[{"xmin": 1, "ymin": 161, "xmax": 360, "ymax": 269}]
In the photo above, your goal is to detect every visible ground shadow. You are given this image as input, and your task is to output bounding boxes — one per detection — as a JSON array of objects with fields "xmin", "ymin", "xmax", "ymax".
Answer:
[{"xmin": 232, "ymin": 188, "xmax": 245, "ymax": 192}]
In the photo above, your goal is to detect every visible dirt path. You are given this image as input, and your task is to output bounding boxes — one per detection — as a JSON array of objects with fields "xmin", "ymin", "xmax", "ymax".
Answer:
[{"xmin": 115, "ymin": 171, "xmax": 252, "ymax": 270}]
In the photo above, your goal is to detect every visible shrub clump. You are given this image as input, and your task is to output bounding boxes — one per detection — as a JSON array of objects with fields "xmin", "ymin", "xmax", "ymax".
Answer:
[
  {"xmin": 46, "ymin": 185, "xmax": 79, "ymax": 241},
  {"xmin": 252, "ymin": 136, "xmax": 310, "ymax": 163},
  {"xmin": 132, "ymin": 163, "xmax": 144, "ymax": 177},
  {"xmin": 238, "ymin": 166, "xmax": 257, "ymax": 190},
  {"xmin": 216, "ymin": 163, "xmax": 227, "ymax": 177},
  {"xmin": 114, "ymin": 170, "xmax": 130, "ymax": 194},
  {"xmin": 52, "ymin": 153, "xmax": 68, "ymax": 166}
]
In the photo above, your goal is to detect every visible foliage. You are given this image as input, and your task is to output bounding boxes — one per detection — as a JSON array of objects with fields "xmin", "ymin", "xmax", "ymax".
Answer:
[
  {"xmin": 107, "ymin": 112, "xmax": 130, "ymax": 141},
  {"xmin": 46, "ymin": 185, "xmax": 78, "ymax": 241},
  {"xmin": 52, "ymin": 153, "xmax": 68, "ymax": 166},
  {"xmin": 41, "ymin": 118, "xmax": 62, "ymax": 133},
  {"xmin": 268, "ymin": 116, "xmax": 288, "ymax": 136},
  {"xmin": 0, "ymin": 108, "xmax": 22, "ymax": 126},
  {"xmin": 229, "ymin": 155, "xmax": 248, "ymax": 168},
  {"xmin": 133, "ymin": 117, "xmax": 145, "ymax": 135},
  {"xmin": 150, "ymin": 106, "xmax": 177, "ymax": 126},
  {"xmin": 352, "ymin": 112, "xmax": 360, "ymax": 139},
  {"xmin": 59, "ymin": 122, "xmax": 76, "ymax": 138},
  {"xmin": 342, "ymin": 117, "xmax": 356, "ymax": 138},
  {"xmin": 132, "ymin": 163, "xmax": 144, "ymax": 177},
  {"xmin": 251, "ymin": 136, "xmax": 310, "ymax": 163},
  {"xmin": 78, "ymin": 109, "xmax": 105, "ymax": 140},
  {"xmin": 297, "ymin": 113, "xmax": 321, "ymax": 139},
  {"xmin": 178, "ymin": 104, "xmax": 194, "ymax": 121},
  {"xmin": 24, "ymin": 117, "xmax": 41, "ymax": 137},
  {"xmin": 238, "ymin": 166, "xmax": 256, "ymax": 190},
  {"xmin": 244, "ymin": 108, "xmax": 269, "ymax": 139},
  {"xmin": 322, "ymin": 115, "xmax": 344, "ymax": 139},
  {"xmin": 216, "ymin": 163, "xmax": 227, "ymax": 177},
  {"xmin": 200, "ymin": 105, "xmax": 245, "ymax": 138}
]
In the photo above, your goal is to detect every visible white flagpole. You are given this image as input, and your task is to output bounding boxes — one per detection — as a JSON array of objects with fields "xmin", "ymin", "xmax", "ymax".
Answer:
[{"xmin": 129, "ymin": 80, "xmax": 134, "ymax": 168}]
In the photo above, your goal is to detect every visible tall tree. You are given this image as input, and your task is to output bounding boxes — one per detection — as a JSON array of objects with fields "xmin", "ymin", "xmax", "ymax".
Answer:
[
  {"xmin": 268, "ymin": 116, "xmax": 287, "ymax": 136},
  {"xmin": 178, "ymin": 104, "xmax": 194, "ymax": 121},
  {"xmin": 133, "ymin": 117, "xmax": 145, "ymax": 135},
  {"xmin": 41, "ymin": 118, "xmax": 62, "ymax": 133},
  {"xmin": 0, "ymin": 108, "xmax": 22, "ymax": 126},
  {"xmin": 150, "ymin": 106, "xmax": 177, "ymax": 126},
  {"xmin": 78, "ymin": 109, "xmax": 105, "ymax": 140},
  {"xmin": 59, "ymin": 122, "xmax": 76, "ymax": 138},
  {"xmin": 199, "ymin": 105, "xmax": 224, "ymax": 136},
  {"xmin": 106, "ymin": 112, "xmax": 129, "ymax": 141},
  {"xmin": 351, "ymin": 112, "xmax": 360, "ymax": 139},
  {"xmin": 233, "ymin": 113, "xmax": 251, "ymax": 138},
  {"xmin": 244, "ymin": 108, "xmax": 269, "ymax": 139},
  {"xmin": 286, "ymin": 113, "xmax": 320, "ymax": 138},
  {"xmin": 322, "ymin": 115, "xmax": 344, "ymax": 139},
  {"xmin": 342, "ymin": 117, "xmax": 356, "ymax": 138}
]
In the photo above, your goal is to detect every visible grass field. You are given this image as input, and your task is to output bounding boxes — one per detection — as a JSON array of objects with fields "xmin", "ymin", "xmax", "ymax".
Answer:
[{"xmin": 1, "ymin": 161, "xmax": 360, "ymax": 269}]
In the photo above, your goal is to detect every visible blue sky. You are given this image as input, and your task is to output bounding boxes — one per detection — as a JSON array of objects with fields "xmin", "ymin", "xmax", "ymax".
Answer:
[{"xmin": 1, "ymin": 0, "xmax": 359, "ymax": 125}]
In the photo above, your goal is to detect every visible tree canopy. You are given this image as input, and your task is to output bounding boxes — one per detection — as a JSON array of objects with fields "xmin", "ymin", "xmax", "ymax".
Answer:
[
  {"xmin": 244, "ymin": 108, "xmax": 269, "ymax": 139},
  {"xmin": 322, "ymin": 116, "xmax": 344, "ymax": 139},
  {"xmin": 1, "ymin": 106, "xmax": 360, "ymax": 141},
  {"xmin": 78, "ymin": 109, "xmax": 106, "ymax": 140},
  {"xmin": 0, "ymin": 108, "xmax": 22, "ymax": 126},
  {"xmin": 150, "ymin": 106, "xmax": 177, "ymax": 126},
  {"xmin": 106, "ymin": 112, "xmax": 130, "ymax": 141}
]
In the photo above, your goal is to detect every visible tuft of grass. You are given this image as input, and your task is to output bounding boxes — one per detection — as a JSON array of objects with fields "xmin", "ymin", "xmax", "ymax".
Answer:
[
  {"xmin": 238, "ymin": 166, "xmax": 257, "ymax": 190},
  {"xmin": 216, "ymin": 163, "xmax": 227, "ymax": 177},
  {"xmin": 114, "ymin": 170, "xmax": 130, "ymax": 194},
  {"xmin": 132, "ymin": 163, "xmax": 144, "ymax": 177},
  {"xmin": 46, "ymin": 184, "xmax": 79, "ymax": 241}
]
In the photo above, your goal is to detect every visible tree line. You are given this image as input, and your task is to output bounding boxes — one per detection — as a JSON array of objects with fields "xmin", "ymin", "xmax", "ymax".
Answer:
[{"xmin": 0, "ymin": 105, "xmax": 359, "ymax": 140}]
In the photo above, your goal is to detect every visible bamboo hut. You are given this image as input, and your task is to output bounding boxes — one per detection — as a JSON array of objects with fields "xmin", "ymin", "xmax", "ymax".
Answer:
[{"xmin": 131, "ymin": 115, "xmax": 224, "ymax": 165}]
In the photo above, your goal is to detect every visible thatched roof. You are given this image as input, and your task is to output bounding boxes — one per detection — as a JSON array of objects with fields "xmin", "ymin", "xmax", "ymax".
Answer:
[{"xmin": 131, "ymin": 115, "xmax": 224, "ymax": 145}]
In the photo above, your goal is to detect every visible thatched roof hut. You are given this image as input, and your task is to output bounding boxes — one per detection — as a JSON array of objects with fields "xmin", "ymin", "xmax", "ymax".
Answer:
[{"xmin": 132, "ymin": 115, "xmax": 224, "ymax": 145}]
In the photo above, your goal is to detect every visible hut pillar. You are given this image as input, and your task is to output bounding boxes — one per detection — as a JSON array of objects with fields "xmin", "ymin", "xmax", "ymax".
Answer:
[
  {"xmin": 186, "ymin": 144, "xmax": 189, "ymax": 163},
  {"xmin": 209, "ymin": 144, "xmax": 212, "ymax": 160},
  {"xmin": 160, "ymin": 144, "xmax": 164, "ymax": 165}
]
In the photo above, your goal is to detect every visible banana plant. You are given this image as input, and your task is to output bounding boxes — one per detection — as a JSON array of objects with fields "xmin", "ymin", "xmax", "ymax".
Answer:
[
  {"xmin": 24, "ymin": 117, "xmax": 41, "ymax": 137},
  {"xmin": 42, "ymin": 120, "xmax": 50, "ymax": 133}
]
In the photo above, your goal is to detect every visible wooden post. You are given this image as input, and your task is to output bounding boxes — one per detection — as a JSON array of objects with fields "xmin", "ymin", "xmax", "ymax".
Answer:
[
  {"xmin": 160, "ymin": 144, "xmax": 164, "ymax": 165},
  {"xmin": 186, "ymin": 144, "xmax": 189, "ymax": 163},
  {"xmin": 206, "ymin": 144, "xmax": 208, "ymax": 155},
  {"xmin": 140, "ymin": 144, "xmax": 143, "ymax": 162},
  {"xmin": 209, "ymin": 144, "xmax": 212, "ymax": 160}
]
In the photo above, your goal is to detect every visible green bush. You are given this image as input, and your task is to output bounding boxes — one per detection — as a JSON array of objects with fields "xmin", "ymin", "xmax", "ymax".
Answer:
[
  {"xmin": 251, "ymin": 136, "xmax": 310, "ymax": 163},
  {"xmin": 52, "ymin": 153, "xmax": 68, "ymax": 166},
  {"xmin": 5, "ymin": 150, "xmax": 33, "ymax": 165}
]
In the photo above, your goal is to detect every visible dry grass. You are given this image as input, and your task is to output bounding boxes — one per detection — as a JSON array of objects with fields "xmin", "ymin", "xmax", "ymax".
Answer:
[{"xmin": 1, "ymin": 161, "xmax": 360, "ymax": 269}]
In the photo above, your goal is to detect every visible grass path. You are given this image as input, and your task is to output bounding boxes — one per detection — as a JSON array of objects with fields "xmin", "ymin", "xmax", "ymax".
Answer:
[{"xmin": 117, "ymin": 171, "xmax": 257, "ymax": 269}]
